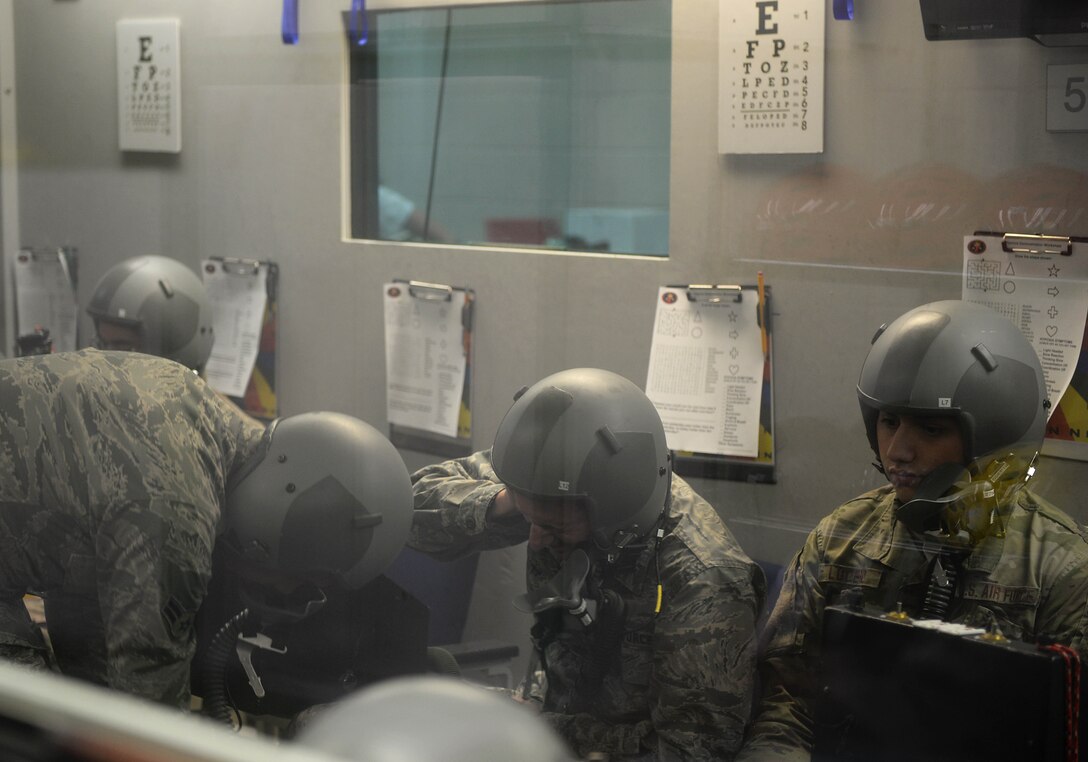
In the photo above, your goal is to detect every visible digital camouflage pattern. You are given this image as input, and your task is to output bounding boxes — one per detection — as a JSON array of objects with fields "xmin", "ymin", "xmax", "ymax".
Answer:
[
  {"xmin": 0, "ymin": 349, "xmax": 264, "ymax": 707},
  {"xmin": 738, "ymin": 484, "xmax": 1088, "ymax": 761},
  {"xmin": 411, "ymin": 449, "xmax": 765, "ymax": 761}
]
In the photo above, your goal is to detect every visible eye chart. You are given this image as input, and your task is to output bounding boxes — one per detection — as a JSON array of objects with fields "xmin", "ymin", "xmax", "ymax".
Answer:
[
  {"xmin": 719, "ymin": 0, "xmax": 825, "ymax": 154},
  {"xmin": 116, "ymin": 19, "xmax": 181, "ymax": 153}
]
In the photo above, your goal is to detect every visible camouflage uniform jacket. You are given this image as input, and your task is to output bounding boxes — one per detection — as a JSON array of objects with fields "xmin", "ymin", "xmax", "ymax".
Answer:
[
  {"xmin": 410, "ymin": 449, "xmax": 765, "ymax": 761},
  {"xmin": 0, "ymin": 350, "xmax": 264, "ymax": 707},
  {"xmin": 738, "ymin": 484, "xmax": 1088, "ymax": 762}
]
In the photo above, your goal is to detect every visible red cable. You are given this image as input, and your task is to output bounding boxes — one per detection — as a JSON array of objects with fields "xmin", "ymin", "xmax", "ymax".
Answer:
[{"xmin": 1042, "ymin": 644, "xmax": 1081, "ymax": 762}]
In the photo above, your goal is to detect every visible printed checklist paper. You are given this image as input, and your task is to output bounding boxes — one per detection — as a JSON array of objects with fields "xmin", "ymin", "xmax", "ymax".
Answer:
[
  {"xmin": 961, "ymin": 233, "xmax": 1088, "ymax": 460},
  {"xmin": 646, "ymin": 287, "xmax": 765, "ymax": 457},
  {"xmin": 383, "ymin": 283, "xmax": 467, "ymax": 439}
]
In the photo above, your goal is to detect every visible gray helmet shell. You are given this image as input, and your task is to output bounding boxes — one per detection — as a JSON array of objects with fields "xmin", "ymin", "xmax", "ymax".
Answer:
[
  {"xmin": 87, "ymin": 255, "xmax": 214, "ymax": 371},
  {"xmin": 857, "ymin": 300, "xmax": 1048, "ymax": 466},
  {"xmin": 225, "ymin": 412, "xmax": 413, "ymax": 590},
  {"xmin": 296, "ymin": 676, "xmax": 575, "ymax": 762},
  {"xmin": 491, "ymin": 368, "xmax": 671, "ymax": 543}
]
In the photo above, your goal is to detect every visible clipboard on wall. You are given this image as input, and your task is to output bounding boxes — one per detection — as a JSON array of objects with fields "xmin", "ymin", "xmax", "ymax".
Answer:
[
  {"xmin": 961, "ymin": 231, "xmax": 1088, "ymax": 462},
  {"xmin": 13, "ymin": 247, "xmax": 79, "ymax": 354},
  {"xmin": 384, "ymin": 279, "xmax": 475, "ymax": 458},
  {"xmin": 645, "ymin": 283, "xmax": 776, "ymax": 484},
  {"xmin": 201, "ymin": 257, "xmax": 279, "ymax": 422}
]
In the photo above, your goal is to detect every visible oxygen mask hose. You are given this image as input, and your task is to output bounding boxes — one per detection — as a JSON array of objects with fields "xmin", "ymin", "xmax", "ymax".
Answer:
[
  {"xmin": 919, "ymin": 553, "xmax": 965, "ymax": 621},
  {"xmin": 573, "ymin": 588, "xmax": 627, "ymax": 712},
  {"xmin": 200, "ymin": 608, "xmax": 251, "ymax": 727}
]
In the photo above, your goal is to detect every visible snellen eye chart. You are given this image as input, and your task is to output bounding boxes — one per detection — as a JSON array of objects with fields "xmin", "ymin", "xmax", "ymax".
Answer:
[
  {"xmin": 719, "ymin": 0, "xmax": 825, "ymax": 155},
  {"xmin": 116, "ymin": 18, "xmax": 181, "ymax": 153}
]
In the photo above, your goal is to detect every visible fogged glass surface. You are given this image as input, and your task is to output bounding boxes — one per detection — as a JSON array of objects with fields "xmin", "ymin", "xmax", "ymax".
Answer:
[{"xmin": 348, "ymin": 0, "xmax": 671, "ymax": 255}]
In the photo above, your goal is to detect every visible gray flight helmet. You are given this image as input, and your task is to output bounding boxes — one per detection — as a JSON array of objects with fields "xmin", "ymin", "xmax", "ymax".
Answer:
[
  {"xmin": 296, "ymin": 676, "xmax": 576, "ymax": 762},
  {"xmin": 87, "ymin": 255, "xmax": 214, "ymax": 371},
  {"xmin": 224, "ymin": 412, "xmax": 413, "ymax": 590},
  {"xmin": 857, "ymin": 300, "xmax": 1049, "ymax": 471},
  {"xmin": 491, "ymin": 368, "xmax": 672, "ymax": 546}
]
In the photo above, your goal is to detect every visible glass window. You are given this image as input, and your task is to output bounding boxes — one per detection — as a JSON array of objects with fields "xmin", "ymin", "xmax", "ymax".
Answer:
[{"xmin": 347, "ymin": 0, "xmax": 671, "ymax": 255}]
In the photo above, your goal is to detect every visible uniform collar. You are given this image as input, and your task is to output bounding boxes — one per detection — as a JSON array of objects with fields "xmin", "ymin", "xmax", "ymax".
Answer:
[{"xmin": 853, "ymin": 491, "xmax": 926, "ymax": 571}]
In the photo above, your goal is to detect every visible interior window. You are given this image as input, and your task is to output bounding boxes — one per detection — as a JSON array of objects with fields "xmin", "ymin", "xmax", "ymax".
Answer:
[{"xmin": 346, "ymin": 0, "xmax": 671, "ymax": 256}]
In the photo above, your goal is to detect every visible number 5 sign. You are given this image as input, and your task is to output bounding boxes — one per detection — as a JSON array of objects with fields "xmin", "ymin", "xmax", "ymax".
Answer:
[{"xmin": 1047, "ymin": 64, "xmax": 1088, "ymax": 133}]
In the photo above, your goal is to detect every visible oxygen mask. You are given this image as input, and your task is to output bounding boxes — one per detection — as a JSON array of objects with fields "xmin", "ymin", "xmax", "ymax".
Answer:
[
  {"xmin": 897, "ymin": 453, "xmax": 1035, "ymax": 549},
  {"xmin": 514, "ymin": 549, "xmax": 596, "ymax": 626}
]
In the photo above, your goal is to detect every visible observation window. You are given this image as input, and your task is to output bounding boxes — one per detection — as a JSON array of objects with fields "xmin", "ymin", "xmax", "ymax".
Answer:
[{"xmin": 346, "ymin": 0, "xmax": 671, "ymax": 256}]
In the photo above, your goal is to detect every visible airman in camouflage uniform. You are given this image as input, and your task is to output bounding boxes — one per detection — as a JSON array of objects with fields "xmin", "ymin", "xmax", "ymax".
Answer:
[
  {"xmin": 0, "ymin": 349, "xmax": 264, "ymax": 707},
  {"xmin": 411, "ymin": 372, "xmax": 764, "ymax": 762},
  {"xmin": 738, "ymin": 485, "xmax": 1088, "ymax": 761},
  {"xmin": 739, "ymin": 301, "xmax": 1088, "ymax": 761}
]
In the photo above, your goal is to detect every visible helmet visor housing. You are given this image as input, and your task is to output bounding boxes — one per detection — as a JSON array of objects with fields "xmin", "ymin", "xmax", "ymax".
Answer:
[
  {"xmin": 491, "ymin": 368, "xmax": 671, "ymax": 544},
  {"xmin": 857, "ymin": 300, "xmax": 1048, "ymax": 486}
]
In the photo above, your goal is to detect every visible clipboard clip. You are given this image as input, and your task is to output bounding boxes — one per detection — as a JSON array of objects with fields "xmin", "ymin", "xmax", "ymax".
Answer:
[
  {"xmin": 210, "ymin": 257, "xmax": 278, "ymax": 301},
  {"xmin": 686, "ymin": 285, "xmax": 743, "ymax": 304},
  {"xmin": 407, "ymin": 280, "xmax": 454, "ymax": 302},
  {"xmin": 17, "ymin": 247, "xmax": 68, "ymax": 263},
  {"xmin": 1001, "ymin": 234, "xmax": 1072, "ymax": 256},
  {"xmin": 219, "ymin": 257, "xmax": 262, "ymax": 276}
]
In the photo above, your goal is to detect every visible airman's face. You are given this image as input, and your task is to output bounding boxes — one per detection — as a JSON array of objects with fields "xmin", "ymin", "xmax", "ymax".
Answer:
[
  {"xmin": 876, "ymin": 412, "xmax": 966, "ymax": 503},
  {"xmin": 510, "ymin": 491, "xmax": 593, "ymax": 560},
  {"xmin": 95, "ymin": 320, "xmax": 142, "ymax": 352}
]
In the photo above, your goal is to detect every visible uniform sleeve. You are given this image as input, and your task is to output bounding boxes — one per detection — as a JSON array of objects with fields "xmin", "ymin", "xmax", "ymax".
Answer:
[
  {"xmin": 737, "ymin": 528, "xmax": 827, "ymax": 762},
  {"xmin": 1038, "ymin": 541, "xmax": 1088, "ymax": 659},
  {"xmin": 95, "ymin": 498, "xmax": 216, "ymax": 708},
  {"xmin": 408, "ymin": 449, "xmax": 530, "ymax": 561},
  {"xmin": 205, "ymin": 382, "xmax": 266, "ymax": 474},
  {"xmin": 542, "ymin": 710, "xmax": 654, "ymax": 759}
]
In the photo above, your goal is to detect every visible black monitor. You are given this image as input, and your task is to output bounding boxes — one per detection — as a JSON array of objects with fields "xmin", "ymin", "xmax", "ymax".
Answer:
[{"xmin": 919, "ymin": 0, "xmax": 1088, "ymax": 46}]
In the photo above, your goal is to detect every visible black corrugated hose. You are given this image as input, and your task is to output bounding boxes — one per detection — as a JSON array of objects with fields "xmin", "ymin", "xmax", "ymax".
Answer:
[{"xmin": 200, "ymin": 608, "xmax": 251, "ymax": 728}]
